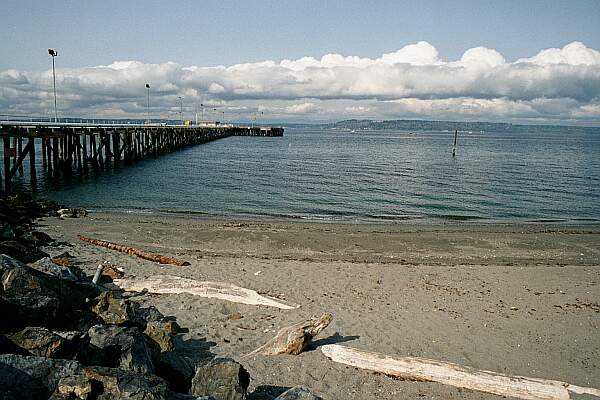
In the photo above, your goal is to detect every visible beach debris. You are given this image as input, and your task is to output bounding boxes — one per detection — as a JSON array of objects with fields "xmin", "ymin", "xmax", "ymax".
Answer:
[
  {"xmin": 320, "ymin": 344, "xmax": 600, "ymax": 400},
  {"xmin": 57, "ymin": 208, "xmax": 88, "ymax": 219},
  {"xmin": 78, "ymin": 235, "xmax": 191, "ymax": 266},
  {"xmin": 190, "ymin": 357, "xmax": 250, "ymax": 400},
  {"xmin": 248, "ymin": 313, "xmax": 332, "ymax": 356},
  {"xmin": 113, "ymin": 274, "xmax": 298, "ymax": 310},
  {"xmin": 254, "ymin": 270, "xmax": 262, "ymax": 276},
  {"xmin": 92, "ymin": 264, "xmax": 104, "ymax": 284},
  {"xmin": 276, "ymin": 385, "xmax": 322, "ymax": 400}
]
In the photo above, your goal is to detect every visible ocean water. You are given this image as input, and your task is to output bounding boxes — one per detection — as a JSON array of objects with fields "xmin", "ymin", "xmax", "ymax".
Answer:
[{"xmin": 23, "ymin": 128, "xmax": 600, "ymax": 223}]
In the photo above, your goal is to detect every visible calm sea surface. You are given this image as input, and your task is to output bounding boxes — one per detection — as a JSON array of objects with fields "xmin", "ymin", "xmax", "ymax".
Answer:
[{"xmin": 26, "ymin": 128, "xmax": 600, "ymax": 223}]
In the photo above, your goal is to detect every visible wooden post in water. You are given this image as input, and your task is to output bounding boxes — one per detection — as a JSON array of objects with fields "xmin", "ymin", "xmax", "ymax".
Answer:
[
  {"xmin": 90, "ymin": 134, "xmax": 97, "ymax": 168},
  {"xmin": 52, "ymin": 137, "xmax": 59, "ymax": 178},
  {"xmin": 17, "ymin": 137, "xmax": 23, "ymax": 176},
  {"xmin": 76, "ymin": 135, "xmax": 82, "ymax": 172},
  {"xmin": 452, "ymin": 129, "xmax": 458, "ymax": 157},
  {"xmin": 11, "ymin": 137, "xmax": 17, "ymax": 172},
  {"xmin": 112, "ymin": 132, "xmax": 120, "ymax": 167},
  {"xmin": 3, "ymin": 137, "xmax": 11, "ymax": 193},
  {"xmin": 105, "ymin": 132, "xmax": 111, "ymax": 164},
  {"xmin": 46, "ymin": 136, "xmax": 53, "ymax": 175},
  {"xmin": 83, "ymin": 133, "xmax": 88, "ymax": 173},
  {"xmin": 41, "ymin": 137, "xmax": 47, "ymax": 168},
  {"xmin": 98, "ymin": 133, "xmax": 104, "ymax": 169},
  {"xmin": 28, "ymin": 137, "xmax": 36, "ymax": 184}
]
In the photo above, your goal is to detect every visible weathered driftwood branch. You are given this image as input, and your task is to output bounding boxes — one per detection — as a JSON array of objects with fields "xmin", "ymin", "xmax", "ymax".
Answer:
[
  {"xmin": 321, "ymin": 345, "xmax": 600, "ymax": 400},
  {"xmin": 78, "ymin": 235, "xmax": 190, "ymax": 266},
  {"xmin": 113, "ymin": 275, "xmax": 298, "ymax": 310},
  {"xmin": 249, "ymin": 313, "xmax": 332, "ymax": 356}
]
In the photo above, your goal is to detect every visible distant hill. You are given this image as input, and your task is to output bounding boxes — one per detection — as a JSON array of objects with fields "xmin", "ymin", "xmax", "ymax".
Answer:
[{"xmin": 284, "ymin": 119, "xmax": 600, "ymax": 134}]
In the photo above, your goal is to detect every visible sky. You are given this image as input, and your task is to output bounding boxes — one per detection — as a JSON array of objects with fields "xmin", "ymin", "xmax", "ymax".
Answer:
[{"xmin": 1, "ymin": 0, "xmax": 600, "ymax": 125}]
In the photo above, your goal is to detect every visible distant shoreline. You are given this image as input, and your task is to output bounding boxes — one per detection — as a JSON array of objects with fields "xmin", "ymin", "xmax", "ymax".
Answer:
[{"xmin": 283, "ymin": 118, "xmax": 600, "ymax": 131}]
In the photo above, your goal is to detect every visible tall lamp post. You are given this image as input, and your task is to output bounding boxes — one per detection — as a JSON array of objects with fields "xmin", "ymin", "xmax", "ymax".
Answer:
[
  {"xmin": 200, "ymin": 103, "xmax": 204, "ymax": 123},
  {"xmin": 178, "ymin": 96, "xmax": 184, "ymax": 125},
  {"xmin": 48, "ymin": 49, "xmax": 58, "ymax": 123},
  {"xmin": 145, "ymin": 83, "xmax": 150, "ymax": 124}
]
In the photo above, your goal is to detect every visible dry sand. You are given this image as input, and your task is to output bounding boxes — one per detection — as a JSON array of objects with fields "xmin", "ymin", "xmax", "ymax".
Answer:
[{"xmin": 37, "ymin": 212, "xmax": 599, "ymax": 399}]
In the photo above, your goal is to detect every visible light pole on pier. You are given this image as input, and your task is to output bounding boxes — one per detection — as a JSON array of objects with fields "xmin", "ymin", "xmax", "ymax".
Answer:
[
  {"xmin": 48, "ymin": 49, "xmax": 58, "ymax": 123},
  {"xmin": 178, "ymin": 96, "xmax": 184, "ymax": 125},
  {"xmin": 200, "ymin": 103, "xmax": 204, "ymax": 123},
  {"xmin": 145, "ymin": 83, "xmax": 150, "ymax": 124}
]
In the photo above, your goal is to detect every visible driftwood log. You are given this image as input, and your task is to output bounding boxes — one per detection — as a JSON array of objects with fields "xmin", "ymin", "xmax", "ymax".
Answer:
[
  {"xmin": 78, "ymin": 235, "xmax": 190, "ymax": 266},
  {"xmin": 114, "ymin": 275, "xmax": 298, "ymax": 310},
  {"xmin": 248, "ymin": 313, "xmax": 332, "ymax": 355},
  {"xmin": 321, "ymin": 344, "xmax": 600, "ymax": 400}
]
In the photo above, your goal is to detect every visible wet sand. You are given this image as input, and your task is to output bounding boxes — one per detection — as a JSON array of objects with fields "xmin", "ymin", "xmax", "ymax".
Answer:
[{"xmin": 38, "ymin": 213, "xmax": 600, "ymax": 399}]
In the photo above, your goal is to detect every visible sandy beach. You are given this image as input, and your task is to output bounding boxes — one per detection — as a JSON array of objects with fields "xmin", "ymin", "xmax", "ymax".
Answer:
[{"xmin": 37, "ymin": 212, "xmax": 600, "ymax": 399}]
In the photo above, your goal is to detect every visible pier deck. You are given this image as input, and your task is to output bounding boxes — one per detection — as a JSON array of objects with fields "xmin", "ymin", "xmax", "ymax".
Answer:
[{"xmin": 0, "ymin": 122, "xmax": 283, "ymax": 193}]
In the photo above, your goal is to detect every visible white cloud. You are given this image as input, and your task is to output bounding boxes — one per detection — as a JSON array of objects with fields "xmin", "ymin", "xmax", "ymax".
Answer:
[
  {"xmin": 283, "ymin": 102, "xmax": 320, "ymax": 114},
  {"xmin": 1, "ymin": 41, "xmax": 599, "ymax": 123},
  {"xmin": 517, "ymin": 41, "xmax": 600, "ymax": 66}
]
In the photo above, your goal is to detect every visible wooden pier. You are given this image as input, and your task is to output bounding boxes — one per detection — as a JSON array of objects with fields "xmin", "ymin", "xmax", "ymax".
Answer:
[{"xmin": 0, "ymin": 122, "xmax": 283, "ymax": 193}]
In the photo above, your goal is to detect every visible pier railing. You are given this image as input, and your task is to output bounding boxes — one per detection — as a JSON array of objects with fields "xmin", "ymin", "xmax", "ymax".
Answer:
[{"xmin": 0, "ymin": 120, "xmax": 283, "ymax": 193}]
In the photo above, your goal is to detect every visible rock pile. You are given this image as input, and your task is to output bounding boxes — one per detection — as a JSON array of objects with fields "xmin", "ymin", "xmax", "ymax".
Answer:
[
  {"xmin": 0, "ymin": 195, "xmax": 322, "ymax": 400},
  {"xmin": 0, "ymin": 194, "xmax": 60, "ymax": 263}
]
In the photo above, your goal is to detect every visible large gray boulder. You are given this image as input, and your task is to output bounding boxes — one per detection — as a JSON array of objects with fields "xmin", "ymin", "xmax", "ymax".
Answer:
[
  {"xmin": 0, "ymin": 240, "xmax": 48, "ymax": 263},
  {"xmin": 155, "ymin": 351, "xmax": 195, "ymax": 393},
  {"xmin": 81, "ymin": 366, "xmax": 169, "ymax": 400},
  {"xmin": 30, "ymin": 257, "xmax": 79, "ymax": 282},
  {"xmin": 0, "ymin": 254, "xmax": 100, "ymax": 332},
  {"xmin": 92, "ymin": 292, "xmax": 139, "ymax": 326},
  {"xmin": 49, "ymin": 366, "xmax": 170, "ymax": 400},
  {"xmin": 190, "ymin": 357, "xmax": 250, "ymax": 400},
  {"xmin": 0, "ymin": 253, "xmax": 25, "ymax": 275},
  {"xmin": 7, "ymin": 327, "xmax": 81, "ymax": 359},
  {"xmin": 85, "ymin": 324, "xmax": 155, "ymax": 374},
  {"xmin": 0, "ymin": 293, "xmax": 59, "ymax": 333},
  {"xmin": 0, "ymin": 354, "xmax": 81, "ymax": 400}
]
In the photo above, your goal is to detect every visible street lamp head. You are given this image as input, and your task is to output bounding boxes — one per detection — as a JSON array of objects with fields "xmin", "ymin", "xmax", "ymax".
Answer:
[
  {"xmin": 145, "ymin": 83, "xmax": 150, "ymax": 89},
  {"xmin": 48, "ymin": 49, "xmax": 57, "ymax": 56}
]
